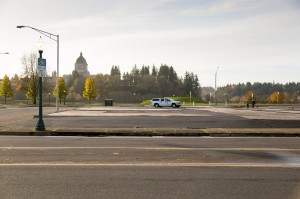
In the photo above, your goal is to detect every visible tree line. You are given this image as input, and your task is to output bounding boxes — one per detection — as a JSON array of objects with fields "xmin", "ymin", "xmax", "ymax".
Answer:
[
  {"xmin": 0, "ymin": 53, "xmax": 202, "ymax": 104},
  {"xmin": 1, "ymin": 53, "xmax": 299, "ymax": 105},
  {"xmin": 202, "ymin": 82, "xmax": 300, "ymax": 104}
]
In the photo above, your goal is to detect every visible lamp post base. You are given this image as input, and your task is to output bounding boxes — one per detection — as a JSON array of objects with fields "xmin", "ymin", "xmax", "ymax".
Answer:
[{"xmin": 36, "ymin": 119, "xmax": 45, "ymax": 131}]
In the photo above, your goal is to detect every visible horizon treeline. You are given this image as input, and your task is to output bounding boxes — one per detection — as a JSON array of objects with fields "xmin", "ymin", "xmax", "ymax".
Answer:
[
  {"xmin": 66, "ymin": 64, "xmax": 202, "ymax": 103},
  {"xmin": 202, "ymin": 82, "xmax": 300, "ymax": 104},
  {"xmin": 1, "ymin": 55, "xmax": 299, "ymax": 104},
  {"xmin": 1, "ymin": 63, "xmax": 202, "ymax": 104}
]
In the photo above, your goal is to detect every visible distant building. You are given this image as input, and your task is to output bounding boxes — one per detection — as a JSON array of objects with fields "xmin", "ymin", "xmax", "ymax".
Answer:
[
  {"xmin": 63, "ymin": 52, "xmax": 91, "ymax": 82},
  {"xmin": 74, "ymin": 52, "xmax": 90, "ymax": 77}
]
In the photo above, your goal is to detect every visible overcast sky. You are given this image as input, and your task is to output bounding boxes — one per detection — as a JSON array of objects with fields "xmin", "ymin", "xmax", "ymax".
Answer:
[{"xmin": 0, "ymin": 0, "xmax": 299, "ymax": 87}]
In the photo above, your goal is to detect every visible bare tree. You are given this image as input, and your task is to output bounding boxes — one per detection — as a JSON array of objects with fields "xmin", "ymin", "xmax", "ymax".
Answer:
[{"xmin": 21, "ymin": 53, "xmax": 39, "ymax": 104}]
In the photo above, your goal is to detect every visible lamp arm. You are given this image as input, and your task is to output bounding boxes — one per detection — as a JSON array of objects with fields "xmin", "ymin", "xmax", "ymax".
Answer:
[{"xmin": 18, "ymin": 25, "xmax": 58, "ymax": 42}]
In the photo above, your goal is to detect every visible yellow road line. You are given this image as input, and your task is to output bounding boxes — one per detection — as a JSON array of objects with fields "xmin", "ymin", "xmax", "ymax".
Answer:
[
  {"xmin": 0, "ymin": 162, "xmax": 299, "ymax": 168},
  {"xmin": 1, "ymin": 147, "xmax": 299, "ymax": 151}
]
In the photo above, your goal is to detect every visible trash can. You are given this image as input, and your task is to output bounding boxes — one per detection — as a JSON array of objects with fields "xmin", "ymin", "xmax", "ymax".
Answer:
[{"xmin": 104, "ymin": 99, "xmax": 113, "ymax": 106}]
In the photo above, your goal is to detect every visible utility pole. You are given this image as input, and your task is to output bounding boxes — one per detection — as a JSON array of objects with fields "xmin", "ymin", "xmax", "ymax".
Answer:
[{"xmin": 215, "ymin": 66, "xmax": 219, "ymax": 105}]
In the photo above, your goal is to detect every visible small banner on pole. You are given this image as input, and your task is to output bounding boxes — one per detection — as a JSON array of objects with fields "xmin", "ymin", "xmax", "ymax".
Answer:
[{"xmin": 38, "ymin": 58, "xmax": 47, "ymax": 77}]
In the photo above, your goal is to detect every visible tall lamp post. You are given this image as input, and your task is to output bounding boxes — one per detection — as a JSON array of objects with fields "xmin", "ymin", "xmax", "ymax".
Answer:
[
  {"xmin": 48, "ymin": 93, "xmax": 51, "ymax": 105},
  {"xmin": 36, "ymin": 37, "xmax": 45, "ymax": 131},
  {"xmin": 17, "ymin": 25, "xmax": 60, "ymax": 112},
  {"xmin": 214, "ymin": 66, "xmax": 219, "ymax": 105}
]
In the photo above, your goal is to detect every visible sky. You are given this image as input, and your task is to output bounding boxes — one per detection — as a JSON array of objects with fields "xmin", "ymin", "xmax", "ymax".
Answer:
[{"xmin": 0, "ymin": 0, "xmax": 299, "ymax": 87}]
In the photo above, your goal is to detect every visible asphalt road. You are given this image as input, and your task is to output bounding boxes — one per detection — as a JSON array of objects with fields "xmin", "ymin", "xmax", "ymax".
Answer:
[{"xmin": 0, "ymin": 136, "xmax": 299, "ymax": 199}]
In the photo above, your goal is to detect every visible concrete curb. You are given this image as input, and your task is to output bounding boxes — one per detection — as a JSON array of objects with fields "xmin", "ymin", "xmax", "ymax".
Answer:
[{"xmin": 0, "ymin": 128, "xmax": 300, "ymax": 137}]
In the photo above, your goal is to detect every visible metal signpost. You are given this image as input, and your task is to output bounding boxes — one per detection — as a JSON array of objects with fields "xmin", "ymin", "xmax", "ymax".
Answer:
[{"xmin": 36, "ymin": 55, "xmax": 46, "ymax": 131}]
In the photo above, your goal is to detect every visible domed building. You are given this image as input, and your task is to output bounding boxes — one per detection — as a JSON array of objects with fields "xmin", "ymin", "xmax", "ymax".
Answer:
[
  {"xmin": 63, "ymin": 52, "xmax": 92, "ymax": 84},
  {"xmin": 74, "ymin": 52, "xmax": 90, "ymax": 77}
]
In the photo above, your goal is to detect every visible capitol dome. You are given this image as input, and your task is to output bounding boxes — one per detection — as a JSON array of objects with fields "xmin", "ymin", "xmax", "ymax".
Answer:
[
  {"xmin": 75, "ymin": 52, "xmax": 87, "ymax": 65},
  {"xmin": 74, "ymin": 52, "xmax": 89, "ymax": 76}
]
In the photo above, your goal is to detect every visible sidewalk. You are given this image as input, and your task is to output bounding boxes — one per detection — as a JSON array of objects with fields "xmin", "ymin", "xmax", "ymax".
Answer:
[{"xmin": 1, "ymin": 127, "xmax": 300, "ymax": 137}]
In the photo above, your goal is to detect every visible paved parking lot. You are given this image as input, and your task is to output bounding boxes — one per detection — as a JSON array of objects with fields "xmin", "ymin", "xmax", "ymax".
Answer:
[
  {"xmin": 49, "ymin": 106, "xmax": 300, "ymax": 120},
  {"xmin": 1, "ymin": 105, "xmax": 300, "ymax": 134}
]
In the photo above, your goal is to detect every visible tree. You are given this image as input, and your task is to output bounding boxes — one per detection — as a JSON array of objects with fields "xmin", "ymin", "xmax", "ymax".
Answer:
[
  {"xmin": 53, "ymin": 77, "xmax": 68, "ymax": 104},
  {"xmin": 131, "ymin": 65, "xmax": 140, "ymax": 76},
  {"xmin": 94, "ymin": 74, "xmax": 110, "ymax": 99},
  {"xmin": 110, "ymin": 65, "xmax": 121, "ymax": 79},
  {"xmin": 0, "ymin": 75, "xmax": 13, "ymax": 103},
  {"xmin": 140, "ymin": 65, "xmax": 150, "ymax": 76},
  {"xmin": 183, "ymin": 72, "xmax": 201, "ymax": 98},
  {"xmin": 10, "ymin": 74, "xmax": 24, "ymax": 100},
  {"xmin": 21, "ymin": 53, "xmax": 39, "ymax": 104},
  {"xmin": 83, "ymin": 77, "xmax": 98, "ymax": 104},
  {"xmin": 244, "ymin": 91, "xmax": 255, "ymax": 104},
  {"xmin": 10, "ymin": 74, "xmax": 21, "ymax": 92},
  {"xmin": 25, "ymin": 74, "xmax": 39, "ymax": 104},
  {"xmin": 151, "ymin": 65, "xmax": 158, "ymax": 76},
  {"xmin": 268, "ymin": 91, "xmax": 284, "ymax": 104}
]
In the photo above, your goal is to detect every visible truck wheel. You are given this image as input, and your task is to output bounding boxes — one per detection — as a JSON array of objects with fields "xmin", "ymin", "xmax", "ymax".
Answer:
[
  {"xmin": 154, "ymin": 103, "xmax": 159, "ymax": 108},
  {"xmin": 172, "ymin": 103, "xmax": 176, "ymax": 108}
]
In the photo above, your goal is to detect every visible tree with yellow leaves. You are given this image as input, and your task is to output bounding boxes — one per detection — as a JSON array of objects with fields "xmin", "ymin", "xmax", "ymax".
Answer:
[
  {"xmin": 83, "ymin": 77, "xmax": 98, "ymax": 104},
  {"xmin": 268, "ymin": 91, "xmax": 284, "ymax": 104},
  {"xmin": 53, "ymin": 77, "xmax": 68, "ymax": 104},
  {"xmin": 0, "ymin": 75, "xmax": 13, "ymax": 104}
]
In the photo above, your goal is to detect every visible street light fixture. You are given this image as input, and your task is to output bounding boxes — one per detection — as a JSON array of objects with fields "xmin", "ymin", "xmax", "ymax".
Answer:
[
  {"xmin": 0, "ymin": 52, "xmax": 9, "ymax": 54},
  {"xmin": 17, "ymin": 25, "xmax": 60, "ymax": 112},
  {"xmin": 36, "ymin": 36, "xmax": 45, "ymax": 131}
]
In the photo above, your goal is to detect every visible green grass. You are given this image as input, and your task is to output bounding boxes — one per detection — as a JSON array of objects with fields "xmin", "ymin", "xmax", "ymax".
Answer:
[
  {"xmin": 171, "ymin": 97, "xmax": 204, "ymax": 103},
  {"xmin": 140, "ymin": 100, "xmax": 151, "ymax": 106}
]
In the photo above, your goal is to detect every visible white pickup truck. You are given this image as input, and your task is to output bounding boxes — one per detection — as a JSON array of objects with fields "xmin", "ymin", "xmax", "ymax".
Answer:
[{"xmin": 151, "ymin": 98, "xmax": 181, "ymax": 108}]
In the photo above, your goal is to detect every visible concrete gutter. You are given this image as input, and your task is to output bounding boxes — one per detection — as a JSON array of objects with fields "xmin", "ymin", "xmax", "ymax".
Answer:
[{"xmin": 0, "ymin": 128, "xmax": 300, "ymax": 137}]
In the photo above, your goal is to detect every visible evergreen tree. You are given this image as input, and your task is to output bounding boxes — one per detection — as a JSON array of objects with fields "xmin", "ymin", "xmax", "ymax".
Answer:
[
  {"xmin": 110, "ymin": 65, "xmax": 121, "ymax": 79},
  {"xmin": 140, "ymin": 65, "xmax": 150, "ymax": 76},
  {"xmin": 151, "ymin": 65, "xmax": 158, "ymax": 76},
  {"xmin": 131, "ymin": 65, "xmax": 140, "ymax": 76}
]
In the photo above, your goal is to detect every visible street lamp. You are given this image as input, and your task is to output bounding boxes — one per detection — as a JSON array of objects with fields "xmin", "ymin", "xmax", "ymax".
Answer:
[
  {"xmin": 17, "ymin": 25, "xmax": 60, "ymax": 112},
  {"xmin": 36, "ymin": 36, "xmax": 45, "ymax": 131},
  {"xmin": 48, "ymin": 93, "xmax": 51, "ymax": 105},
  {"xmin": 297, "ymin": 91, "xmax": 299, "ymax": 104},
  {"xmin": 277, "ymin": 91, "xmax": 280, "ymax": 104},
  {"xmin": 63, "ymin": 90, "xmax": 66, "ymax": 105},
  {"xmin": 0, "ymin": 52, "xmax": 9, "ymax": 54},
  {"xmin": 215, "ymin": 66, "xmax": 219, "ymax": 105}
]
